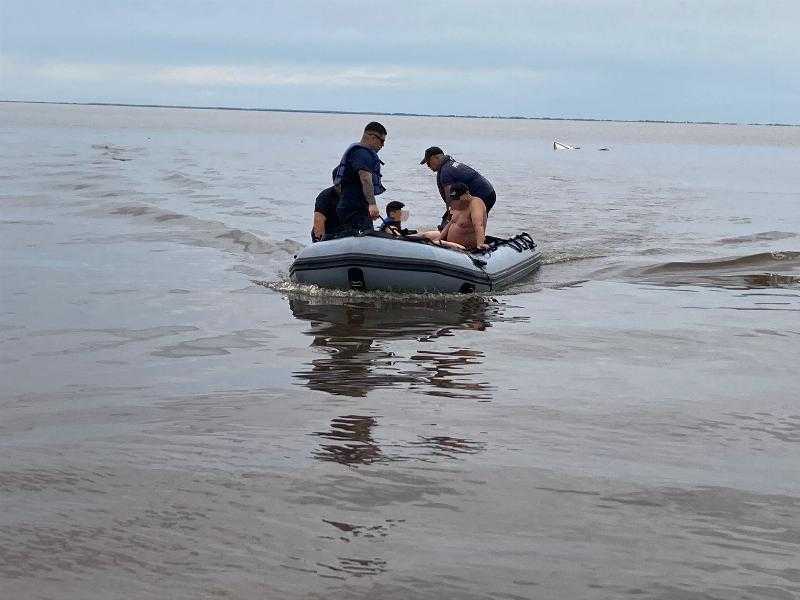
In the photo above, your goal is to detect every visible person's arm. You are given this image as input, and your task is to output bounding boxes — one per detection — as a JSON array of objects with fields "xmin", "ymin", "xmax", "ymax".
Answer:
[
  {"xmin": 358, "ymin": 170, "xmax": 380, "ymax": 220},
  {"xmin": 439, "ymin": 219, "xmax": 452, "ymax": 241},
  {"xmin": 410, "ymin": 229, "xmax": 462, "ymax": 249},
  {"xmin": 470, "ymin": 199, "xmax": 488, "ymax": 248},
  {"xmin": 441, "ymin": 184, "xmax": 452, "ymax": 201},
  {"xmin": 312, "ymin": 211, "xmax": 326, "ymax": 241},
  {"xmin": 408, "ymin": 230, "xmax": 441, "ymax": 241}
]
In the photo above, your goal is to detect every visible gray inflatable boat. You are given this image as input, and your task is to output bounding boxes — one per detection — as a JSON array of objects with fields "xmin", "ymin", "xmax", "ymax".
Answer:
[{"xmin": 289, "ymin": 232, "xmax": 541, "ymax": 293}]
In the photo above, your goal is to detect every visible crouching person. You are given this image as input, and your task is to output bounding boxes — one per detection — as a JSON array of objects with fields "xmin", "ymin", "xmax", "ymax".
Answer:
[{"xmin": 311, "ymin": 186, "xmax": 340, "ymax": 242}]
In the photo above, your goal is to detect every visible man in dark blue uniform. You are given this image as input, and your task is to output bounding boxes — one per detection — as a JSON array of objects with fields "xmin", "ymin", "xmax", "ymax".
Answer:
[
  {"xmin": 311, "ymin": 186, "xmax": 340, "ymax": 242},
  {"xmin": 419, "ymin": 146, "xmax": 496, "ymax": 229},
  {"xmin": 333, "ymin": 122, "xmax": 388, "ymax": 232}
]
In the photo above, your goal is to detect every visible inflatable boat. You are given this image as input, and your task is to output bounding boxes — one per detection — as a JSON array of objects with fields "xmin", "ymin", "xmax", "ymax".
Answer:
[{"xmin": 289, "ymin": 232, "xmax": 541, "ymax": 293}]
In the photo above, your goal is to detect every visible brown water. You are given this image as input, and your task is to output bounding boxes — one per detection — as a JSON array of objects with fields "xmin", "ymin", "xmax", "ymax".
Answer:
[{"xmin": 1, "ymin": 103, "xmax": 799, "ymax": 599}]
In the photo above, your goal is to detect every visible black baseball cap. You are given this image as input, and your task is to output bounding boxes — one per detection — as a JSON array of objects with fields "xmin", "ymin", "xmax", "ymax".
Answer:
[
  {"xmin": 386, "ymin": 200, "xmax": 405, "ymax": 213},
  {"xmin": 419, "ymin": 146, "xmax": 444, "ymax": 164},
  {"xmin": 448, "ymin": 183, "xmax": 469, "ymax": 201}
]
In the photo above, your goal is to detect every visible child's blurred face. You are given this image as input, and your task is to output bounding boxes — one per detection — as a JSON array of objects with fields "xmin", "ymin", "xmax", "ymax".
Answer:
[{"xmin": 388, "ymin": 209, "xmax": 402, "ymax": 221}]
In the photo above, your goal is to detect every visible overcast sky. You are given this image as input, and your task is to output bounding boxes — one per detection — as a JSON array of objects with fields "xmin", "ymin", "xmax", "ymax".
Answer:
[{"xmin": 1, "ymin": 1, "xmax": 797, "ymax": 123}]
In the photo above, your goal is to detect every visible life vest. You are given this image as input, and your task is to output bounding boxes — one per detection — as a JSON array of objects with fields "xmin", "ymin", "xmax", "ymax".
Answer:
[{"xmin": 332, "ymin": 143, "xmax": 386, "ymax": 197}]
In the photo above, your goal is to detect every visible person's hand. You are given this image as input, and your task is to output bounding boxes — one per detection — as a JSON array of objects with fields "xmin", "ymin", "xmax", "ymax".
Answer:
[
  {"xmin": 368, "ymin": 204, "xmax": 380, "ymax": 220},
  {"xmin": 477, "ymin": 243, "xmax": 490, "ymax": 250}
]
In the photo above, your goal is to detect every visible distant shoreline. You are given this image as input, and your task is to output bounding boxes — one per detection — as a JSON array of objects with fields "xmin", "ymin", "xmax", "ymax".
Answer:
[{"xmin": 2, "ymin": 99, "xmax": 797, "ymax": 128}]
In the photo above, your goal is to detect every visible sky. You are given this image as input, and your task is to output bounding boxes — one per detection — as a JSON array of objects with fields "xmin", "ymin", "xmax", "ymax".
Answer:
[{"xmin": 1, "ymin": 0, "xmax": 797, "ymax": 123}]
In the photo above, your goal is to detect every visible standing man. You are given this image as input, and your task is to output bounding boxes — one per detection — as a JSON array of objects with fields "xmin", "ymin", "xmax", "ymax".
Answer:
[
  {"xmin": 334, "ymin": 122, "xmax": 388, "ymax": 232},
  {"xmin": 419, "ymin": 146, "xmax": 496, "ymax": 229}
]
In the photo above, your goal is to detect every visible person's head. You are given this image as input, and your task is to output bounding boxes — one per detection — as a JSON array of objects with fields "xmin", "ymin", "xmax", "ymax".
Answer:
[
  {"xmin": 361, "ymin": 121, "xmax": 387, "ymax": 152},
  {"xmin": 420, "ymin": 146, "xmax": 445, "ymax": 171},
  {"xmin": 385, "ymin": 200, "xmax": 405, "ymax": 222},
  {"xmin": 447, "ymin": 183, "xmax": 470, "ymax": 209}
]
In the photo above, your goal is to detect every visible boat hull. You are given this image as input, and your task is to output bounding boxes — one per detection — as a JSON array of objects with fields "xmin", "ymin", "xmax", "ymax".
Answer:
[{"xmin": 289, "ymin": 233, "xmax": 541, "ymax": 293}]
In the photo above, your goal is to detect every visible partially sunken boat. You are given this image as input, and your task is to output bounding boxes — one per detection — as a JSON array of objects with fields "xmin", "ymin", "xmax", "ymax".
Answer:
[
  {"xmin": 289, "ymin": 232, "xmax": 541, "ymax": 293},
  {"xmin": 553, "ymin": 139, "xmax": 579, "ymax": 150}
]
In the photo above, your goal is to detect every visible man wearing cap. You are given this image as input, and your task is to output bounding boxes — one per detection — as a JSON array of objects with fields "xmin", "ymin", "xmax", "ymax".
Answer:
[
  {"xmin": 420, "ymin": 146, "xmax": 496, "ymax": 229},
  {"xmin": 333, "ymin": 122, "xmax": 388, "ymax": 232}
]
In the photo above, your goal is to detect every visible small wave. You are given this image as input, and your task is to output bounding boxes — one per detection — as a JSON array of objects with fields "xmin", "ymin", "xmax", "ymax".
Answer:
[
  {"xmin": 161, "ymin": 172, "xmax": 207, "ymax": 188},
  {"xmin": 152, "ymin": 329, "xmax": 276, "ymax": 358},
  {"xmin": 717, "ymin": 231, "xmax": 797, "ymax": 245},
  {"xmin": 641, "ymin": 252, "xmax": 800, "ymax": 275},
  {"xmin": 637, "ymin": 247, "xmax": 670, "ymax": 256},
  {"xmin": 91, "ymin": 144, "xmax": 126, "ymax": 152},
  {"xmin": 91, "ymin": 143, "xmax": 140, "ymax": 162},
  {"xmin": 0, "ymin": 219, "xmax": 54, "ymax": 226},
  {"xmin": 216, "ymin": 229, "xmax": 302, "ymax": 255},
  {"xmin": 540, "ymin": 250, "xmax": 606, "ymax": 265},
  {"xmin": 103, "ymin": 203, "xmax": 302, "ymax": 263},
  {"xmin": 633, "ymin": 252, "xmax": 800, "ymax": 289}
]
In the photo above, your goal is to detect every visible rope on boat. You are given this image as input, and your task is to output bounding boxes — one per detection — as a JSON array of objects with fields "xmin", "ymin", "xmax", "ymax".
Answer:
[{"xmin": 483, "ymin": 232, "xmax": 537, "ymax": 253}]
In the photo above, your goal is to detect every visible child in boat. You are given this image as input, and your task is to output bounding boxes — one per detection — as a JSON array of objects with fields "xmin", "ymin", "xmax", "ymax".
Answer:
[{"xmin": 379, "ymin": 201, "xmax": 416, "ymax": 236}]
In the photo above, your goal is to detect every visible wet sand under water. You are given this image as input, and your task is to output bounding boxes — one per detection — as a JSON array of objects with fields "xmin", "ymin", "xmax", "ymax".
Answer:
[{"xmin": 1, "ymin": 103, "xmax": 800, "ymax": 599}]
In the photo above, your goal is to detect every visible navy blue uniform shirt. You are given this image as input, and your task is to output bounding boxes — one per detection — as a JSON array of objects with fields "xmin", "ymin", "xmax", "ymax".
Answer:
[
  {"xmin": 437, "ymin": 156, "xmax": 495, "ymax": 205},
  {"xmin": 312, "ymin": 186, "xmax": 340, "ymax": 241},
  {"xmin": 336, "ymin": 146, "xmax": 384, "ymax": 229}
]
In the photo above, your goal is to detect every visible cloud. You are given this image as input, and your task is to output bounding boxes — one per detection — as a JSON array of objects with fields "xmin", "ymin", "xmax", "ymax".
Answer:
[
  {"xmin": 2, "ymin": 1, "xmax": 798, "ymax": 122},
  {"xmin": 13, "ymin": 58, "xmax": 545, "ymax": 90}
]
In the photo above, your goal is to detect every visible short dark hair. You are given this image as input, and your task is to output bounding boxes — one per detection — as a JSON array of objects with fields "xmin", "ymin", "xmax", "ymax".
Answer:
[
  {"xmin": 448, "ymin": 182, "xmax": 470, "ymax": 200},
  {"xmin": 386, "ymin": 201, "xmax": 405, "ymax": 214},
  {"xmin": 364, "ymin": 121, "xmax": 387, "ymax": 136},
  {"xmin": 420, "ymin": 146, "xmax": 444, "ymax": 164}
]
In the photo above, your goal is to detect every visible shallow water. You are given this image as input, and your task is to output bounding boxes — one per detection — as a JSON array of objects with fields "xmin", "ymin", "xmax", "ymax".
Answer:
[{"xmin": 1, "ymin": 103, "xmax": 799, "ymax": 599}]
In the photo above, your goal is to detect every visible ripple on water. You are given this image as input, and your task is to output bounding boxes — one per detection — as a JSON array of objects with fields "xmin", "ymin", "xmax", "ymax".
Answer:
[
  {"xmin": 152, "ymin": 329, "xmax": 277, "ymax": 358},
  {"xmin": 286, "ymin": 294, "xmax": 513, "ymax": 398}
]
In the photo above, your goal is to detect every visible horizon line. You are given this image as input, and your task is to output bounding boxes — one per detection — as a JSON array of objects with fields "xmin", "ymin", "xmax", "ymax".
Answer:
[{"xmin": 2, "ymin": 99, "xmax": 797, "ymax": 128}]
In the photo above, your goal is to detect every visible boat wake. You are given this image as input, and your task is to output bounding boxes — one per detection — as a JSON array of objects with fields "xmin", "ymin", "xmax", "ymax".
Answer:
[
  {"xmin": 83, "ymin": 202, "xmax": 303, "ymax": 276},
  {"xmin": 716, "ymin": 231, "xmax": 797, "ymax": 245},
  {"xmin": 254, "ymin": 278, "xmax": 492, "ymax": 302},
  {"xmin": 540, "ymin": 249, "xmax": 607, "ymax": 265},
  {"xmin": 631, "ymin": 251, "xmax": 800, "ymax": 288}
]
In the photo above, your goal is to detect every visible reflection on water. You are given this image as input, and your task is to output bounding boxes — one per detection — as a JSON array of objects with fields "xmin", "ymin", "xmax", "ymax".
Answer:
[
  {"xmin": 409, "ymin": 349, "xmax": 491, "ymax": 399},
  {"xmin": 289, "ymin": 295, "xmax": 526, "ymax": 399},
  {"xmin": 289, "ymin": 295, "xmax": 518, "ymax": 469},
  {"xmin": 408, "ymin": 435, "xmax": 487, "ymax": 459},
  {"xmin": 313, "ymin": 415, "xmax": 382, "ymax": 466},
  {"xmin": 311, "ymin": 415, "xmax": 489, "ymax": 467}
]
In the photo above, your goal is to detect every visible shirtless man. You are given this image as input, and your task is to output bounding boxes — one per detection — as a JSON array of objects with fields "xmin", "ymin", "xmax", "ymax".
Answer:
[{"xmin": 420, "ymin": 183, "xmax": 489, "ymax": 251}]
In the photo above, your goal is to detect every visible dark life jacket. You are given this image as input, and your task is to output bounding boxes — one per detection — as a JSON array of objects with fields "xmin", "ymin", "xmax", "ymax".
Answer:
[
  {"xmin": 378, "ymin": 218, "xmax": 415, "ymax": 236},
  {"xmin": 332, "ymin": 143, "xmax": 386, "ymax": 197}
]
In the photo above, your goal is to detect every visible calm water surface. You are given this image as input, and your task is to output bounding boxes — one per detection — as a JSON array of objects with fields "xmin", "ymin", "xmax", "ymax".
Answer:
[{"xmin": 1, "ymin": 103, "xmax": 799, "ymax": 599}]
